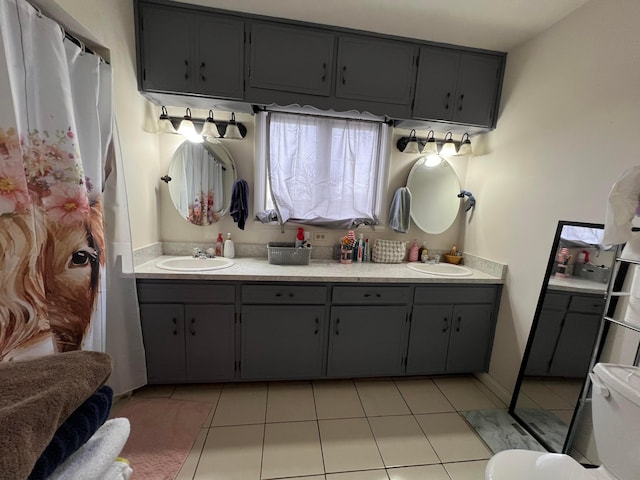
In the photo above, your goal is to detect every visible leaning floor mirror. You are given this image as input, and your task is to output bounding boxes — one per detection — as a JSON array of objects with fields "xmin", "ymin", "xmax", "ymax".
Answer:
[{"xmin": 509, "ymin": 220, "xmax": 621, "ymax": 455}]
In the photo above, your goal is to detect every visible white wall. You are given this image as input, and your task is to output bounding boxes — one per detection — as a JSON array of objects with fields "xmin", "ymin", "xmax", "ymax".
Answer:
[
  {"xmin": 49, "ymin": 0, "xmax": 161, "ymax": 250},
  {"xmin": 464, "ymin": 0, "xmax": 640, "ymax": 393}
]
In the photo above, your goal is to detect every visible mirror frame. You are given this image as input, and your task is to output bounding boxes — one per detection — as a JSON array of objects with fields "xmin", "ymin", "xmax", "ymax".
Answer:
[{"xmin": 508, "ymin": 220, "xmax": 626, "ymax": 454}]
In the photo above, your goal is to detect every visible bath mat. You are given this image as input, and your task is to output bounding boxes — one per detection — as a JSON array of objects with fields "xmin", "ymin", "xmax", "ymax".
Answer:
[{"xmin": 116, "ymin": 397, "xmax": 211, "ymax": 480}]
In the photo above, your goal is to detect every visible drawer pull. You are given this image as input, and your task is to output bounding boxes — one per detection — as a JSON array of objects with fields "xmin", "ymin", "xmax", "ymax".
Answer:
[
  {"xmin": 363, "ymin": 293, "xmax": 382, "ymax": 298},
  {"xmin": 275, "ymin": 293, "xmax": 282, "ymax": 297},
  {"xmin": 172, "ymin": 317, "xmax": 178, "ymax": 336},
  {"xmin": 442, "ymin": 317, "xmax": 449, "ymax": 333},
  {"xmin": 190, "ymin": 318, "xmax": 196, "ymax": 336},
  {"xmin": 275, "ymin": 292, "xmax": 294, "ymax": 298}
]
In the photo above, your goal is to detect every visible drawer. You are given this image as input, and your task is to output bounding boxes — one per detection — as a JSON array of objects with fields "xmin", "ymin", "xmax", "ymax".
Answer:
[
  {"xmin": 332, "ymin": 285, "xmax": 411, "ymax": 305},
  {"xmin": 137, "ymin": 282, "xmax": 235, "ymax": 304},
  {"xmin": 568, "ymin": 295, "xmax": 605, "ymax": 314},
  {"xmin": 242, "ymin": 284, "xmax": 328, "ymax": 304},
  {"xmin": 542, "ymin": 292, "xmax": 570, "ymax": 311},
  {"xmin": 414, "ymin": 286, "xmax": 497, "ymax": 304}
]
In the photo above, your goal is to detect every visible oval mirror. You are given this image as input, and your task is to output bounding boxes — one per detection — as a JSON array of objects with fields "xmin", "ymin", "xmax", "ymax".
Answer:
[
  {"xmin": 167, "ymin": 139, "xmax": 237, "ymax": 226},
  {"xmin": 406, "ymin": 155, "xmax": 461, "ymax": 234}
]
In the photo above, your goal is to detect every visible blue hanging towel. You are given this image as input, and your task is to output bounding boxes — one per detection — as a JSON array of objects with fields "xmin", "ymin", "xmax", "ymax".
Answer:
[
  {"xmin": 230, "ymin": 179, "xmax": 249, "ymax": 230},
  {"xmin": 388, "ymin": 187, "xmax": 412, "ymax": 233}
]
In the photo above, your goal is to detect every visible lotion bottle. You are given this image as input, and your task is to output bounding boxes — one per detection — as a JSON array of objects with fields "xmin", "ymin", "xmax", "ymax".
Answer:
[
  {"xmin": 356, "ymin": 233, "xmax": 364, "ymax": 262},
  {"xmin": 224, "ymin": 233, "xmax": 235, "ymax": 258},
  {"xmin": 409, "ymin": 240, "xmax": 419, "ymax": 262},
  {"xmin": 215, "ymin": 233, "xmax": 224, "ymax": 257}
]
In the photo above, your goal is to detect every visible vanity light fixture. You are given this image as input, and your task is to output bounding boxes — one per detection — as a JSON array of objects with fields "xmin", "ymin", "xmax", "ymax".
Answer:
[
  {"xmin": 401, "ymin": 129, "xmax": 421, "ymax": 154},
  {"xmin": 223, "ymin": 112, "xmax": 243, "ymax": 139},
  {"xmin": 422, "ymin": 130, "xmax": 439, "ymax": 155},
  {"xmin": 200, "ymin": 110, "xmax": 220, "ymax": 139},
  {"xmin": 439, "ymin": 132, "xmax": 457, "ymax": 156},
  {"xmin": 157, "ymin": 106, "xmax": 247, "ymax": 141},
  {"xmin": 457, "ymin": 133, "xmax": 473, "ymax": 156},
  {"xmin": 177, "ymin": 108, "xmax": 204, "ymax": 143},
  {"xmin": 158, "ymin": 106, "xmax": 177, "ymax": 134}
]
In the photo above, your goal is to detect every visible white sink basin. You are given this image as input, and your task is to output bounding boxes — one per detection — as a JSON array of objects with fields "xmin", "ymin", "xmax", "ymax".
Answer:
[
  {"xmin": 156, "ymin": 256, "xmax": 235, "ymax": 271},
  {"xmin": 407, "ymin": 262, "xmax": 472, "ymax": 277}
]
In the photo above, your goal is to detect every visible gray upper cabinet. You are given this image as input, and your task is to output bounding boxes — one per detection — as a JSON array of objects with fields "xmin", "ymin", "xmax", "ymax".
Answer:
[
  {"xmin": 335, "ymin": 35, "xmax": 416, "ymax": 106},
  {"xmin": 248, "ymin": 23, "xmax": 334, "ymax": 96},
  {"xmin": 138, "ymin": 2, "xmax": 244, "ymax": 99},
  {"xmin": 413, "ymin": 47, "xmax": 503, "ymax": 128}
]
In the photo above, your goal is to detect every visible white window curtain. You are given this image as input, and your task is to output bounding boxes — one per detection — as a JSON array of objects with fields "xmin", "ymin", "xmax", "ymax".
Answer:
[{"xmin": 255, "ymin": 112, "xmax": 390, "ymax": 228}]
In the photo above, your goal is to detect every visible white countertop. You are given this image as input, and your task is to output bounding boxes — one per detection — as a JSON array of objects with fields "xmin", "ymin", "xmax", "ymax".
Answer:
[
  {"xmin": 135, "ymin": 256, "xmax": 504, "ymax": 284},
  {"xmin": 547, "ymin": 275, "xmax": 608, "ymax": 295}
]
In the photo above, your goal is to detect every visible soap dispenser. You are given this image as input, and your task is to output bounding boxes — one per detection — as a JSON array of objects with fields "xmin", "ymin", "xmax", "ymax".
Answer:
[
  {"xmin": 224, "ymin": 233, "xmax": 235, "ymax": 258},
  {"xmin": 409, "ymin": 240, "xmax": 419, "ymax": 262}
]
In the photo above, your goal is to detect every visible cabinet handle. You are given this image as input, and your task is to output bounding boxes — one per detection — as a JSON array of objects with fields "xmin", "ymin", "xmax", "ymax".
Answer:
[
  {"xmin": 444, "ymin": 92, "xmax": 451, "ymax": 110},
  {"xmin": 314, "ymin": 317, "xmax": 319, "ymax": 335},
  {"xmin": 456, "ymin": 316, "xmax": 462, "ymax": 332},
  {"xmin": 190, "ymin": 318, "xmax": 196, "ymax": 336},
  {"xmin": 335, "ymin": 318, "xmax": 340, "ymax": 336},
  {"xmin": 184, "ymin": 59, "xmax": 189, "ymax": 80},
  {"xmin": 321, "ymin": 62, "xmax": 327, "ymax": 82},
  {"xmin": 363, "ymin": 293, "xmax": 382, "ymax": 298},
  {"xmin": 458, "ymin": 93, "xmax": 464, "ymax": 111},
  {"xmin": 200, "ymin": 62, "xmax": 206, "ymax": 82},
  {"xmin": 275, "ymin": 293, "xmax": 282, "ymax": 297},
  {"xmin": 442, "ymin": 316, "xmax": 449, "ymax": 333},
  {"xmin": 289, "ymin": 292, "xmax": 295, "ymax": 298},
  {"xmin": 172, "ymin": 317, "xmax": 178, "ymax": 335},
  {"xmin": 341, "ymin": 65, "xmax": 347, "ymax": 85}
]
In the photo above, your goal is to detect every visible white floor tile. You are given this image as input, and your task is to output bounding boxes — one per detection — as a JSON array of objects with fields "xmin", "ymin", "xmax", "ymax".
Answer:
[
  {"xmin": 326, "ymin": 470, "xmax": 389, "ymax": 480},
  {"xmin": 319, "ymin": 418, "xmax": 385, "ymax": 473},
  {"xmin": 472, "ymin": 378, "xmax": 508, "ymax": 408},
  {"xmin": 314, "ymin": 380, "xmax": 365, "ymax": 419},
  {"xmin": 415, "ymin": 413, "xmax": 492, "ymax": 463},
  {"xmin": 369, "ymin": 415, "xmax": 439, "ymax": 467},
  {"xmin": 355, "ymin": 380, "xmax": 410, "ymax": 417},
  {"xmin": 394, "ymin": 379, "xmax": 455, "ymax": 414},
  {"xmin": 172, "ymin": 384, "xmax": 223, "ymax": 403},
  {"xmin": 194, "ymin": 424, "xmax": 264, "ymax": 480},
  {"xmin": 211, "ymin": 383, "xmax": 267, "ymax": 426},
  {"xmin": 287, "ymin": 477, "xmax": 326, "ymax": 480},
  {"xmin": 444, "ymin": 460, "xmax": 489, "ymax": 480},
  {"xmin": 520, "ymin": 380, "xmax": 573, "ymax": 410},
  {"xmin": 387, "ymin": 464, "xmax": 450, "ymax": 480},
  {"xmin": 175, "ymin": 427, "xmax": 207, "ymax": 480},
  {"xmin": 262, "ymin": 421, "xmax": 324, "ymax": 479},
  {"xmin": 433, "ymin": 377, "xmax": 498, "ymax": 411},
  {"xmin": 266, "ymin": 382, "xmax": 316, "ymax": 423}
]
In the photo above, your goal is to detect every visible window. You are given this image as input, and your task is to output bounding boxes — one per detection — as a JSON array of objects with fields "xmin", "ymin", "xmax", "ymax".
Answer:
[{"xmin": 254, "ymin": 111, "xmax": 390, "ymax": 228}]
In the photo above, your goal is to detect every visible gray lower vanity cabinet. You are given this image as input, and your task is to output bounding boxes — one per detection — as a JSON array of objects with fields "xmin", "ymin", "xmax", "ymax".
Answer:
[
  {"xmin": 407, "ymin": 286, "xmax": 499, "ymax": 374},
  {"xmin": 327, "ymin": 285, "xmax": 411, "ymax": 377},
  {"xmin": 137, "ymin": 281, "xmax": 236, "ymax": 384},
  {"xmin": 240, "ymin": 284, "xmax": 328, "ymax": 380}
]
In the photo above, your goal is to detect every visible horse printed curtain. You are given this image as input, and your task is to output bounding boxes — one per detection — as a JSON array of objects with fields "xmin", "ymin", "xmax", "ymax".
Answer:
[{"xmin": 0, "ymin": 0, "xmax": 146, "ymax": 394}]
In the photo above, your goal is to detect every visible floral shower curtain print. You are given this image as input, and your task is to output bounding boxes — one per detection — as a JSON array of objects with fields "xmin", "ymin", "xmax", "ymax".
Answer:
[{"xmin": 0, "ymin": 0, "xmax": 107, "ymax": 360}]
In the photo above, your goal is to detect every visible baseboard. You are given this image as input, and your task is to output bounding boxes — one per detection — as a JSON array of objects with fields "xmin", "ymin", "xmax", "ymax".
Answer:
[{"xmin": 474, "ymin": 372, "xmax": 512, "ymax": 406}]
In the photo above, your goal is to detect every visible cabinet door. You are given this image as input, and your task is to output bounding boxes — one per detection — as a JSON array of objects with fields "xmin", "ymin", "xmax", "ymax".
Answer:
[
  {"xmin": 413, "ymin": 47, "xmax": 459, "ymax": 121},
  {"xmin": 241, "ymin": 305, "xmax": 326, "ymax": 379},
  {"xmin": 140, "ymin": 303, "xmax": 186, "ymax": 384},
  {"xmin": 335, "ymin": 36, "xmax": 416, "ymax": 105},
  {"xmin": 406, "ymin": 305, "xmax": 451, "ymax": 375},
  {"xmin": 139, "ymin": 4, "xmax": 193, "ymax": 93},
  {"xmin": 184, "ymin": 304, "xmax": 235, "ymax": 382},
  {"xmin": 549, "ymin": 313, "xmax": 601, "ymax": 378},
  {"xmin": 452, "ymin": 53, "xmax": 501, "ymax": 126},
  {"xmin": 196, "ymin": 14, "xmax": 244, "ymax": 99},
  {"xmin": 446, "ymin": 304, "xmax": 494, "ymax": 372},
  {"xmin": 249, "ymin": 23, "xmax": 334, "ymax": 96},
  {"xmin": 327, "ymin": 306, "xmax": 408, "ymax": 377},
  {"xmin": 525, "ymin": 309, "xmax": 565, "ymax": 376}
]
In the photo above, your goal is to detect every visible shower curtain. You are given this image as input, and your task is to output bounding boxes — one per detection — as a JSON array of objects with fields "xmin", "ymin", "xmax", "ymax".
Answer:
[{"xmin": 0, "ymin": 0, "xmax": 146, "ymax": 394}]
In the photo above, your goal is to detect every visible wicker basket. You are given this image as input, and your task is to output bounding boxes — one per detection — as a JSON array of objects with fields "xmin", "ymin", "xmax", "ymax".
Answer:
[
  {"xmin": 267, "ymin": 242, "xmax": 312, "ymax": 265},
  {"xmin": 443, "ymin": 254, "xmax": 463, "ymax": 265}
]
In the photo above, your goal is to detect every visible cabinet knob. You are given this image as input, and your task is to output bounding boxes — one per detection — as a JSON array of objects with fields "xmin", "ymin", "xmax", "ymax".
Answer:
[
  {"xmin": 442, "ymin": 316, "xmax": 449, "ymax": 332},
  {"xmin": 444, "ymin": 92, "xmax": 451, "ymax": 110},
  {"xmin": 341, "ymin": 65, "xmax": 347, "ymax": 85},
  {"xmin": 314, "ymin": 317, "xmax": 319, "ymax": 335},
  {"xmin": 172, "ymin": 317, "xmax": 178, "ymax": 335},
  {"xmin": 200, "ymin": 62, "xmax": 206, "ymax": 82},
  {"xmin": 458, "ymin": 94, "xmax": 464, "ymax": 111},
  {"xmin": 335, "ymin": 318, "xmax": 340, "ymax": 336},
  {"xmin": 456, "ymin": 316, "xmax": 462, "ymax": 332},
  {"xmin": 321, "ymin": 62, "xmax": 327, "ymax": 82},
  {"xmin": 184, "ymin": 59, "xmax": 189, "ymax": 80},
  {"xmin": 190, "ymin": 318, "xmax": 196, "ymax": 336}
]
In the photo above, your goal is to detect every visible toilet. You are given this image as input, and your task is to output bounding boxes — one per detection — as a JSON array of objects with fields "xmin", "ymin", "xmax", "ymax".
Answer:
[{"xmin": 486, "ymin": 363, "xmax": 640, "ymax": 479}]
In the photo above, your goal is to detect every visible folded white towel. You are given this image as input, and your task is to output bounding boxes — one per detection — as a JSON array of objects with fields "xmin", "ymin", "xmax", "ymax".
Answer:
[{"xmin": 49, "ymin": 418, "xmax": 131, "ymax": 480}]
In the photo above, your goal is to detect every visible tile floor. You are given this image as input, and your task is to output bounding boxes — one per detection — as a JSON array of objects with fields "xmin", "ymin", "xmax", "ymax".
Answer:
[{"xmin": 126, "ymin": 375, "xmax": 509, "ymax": 480}]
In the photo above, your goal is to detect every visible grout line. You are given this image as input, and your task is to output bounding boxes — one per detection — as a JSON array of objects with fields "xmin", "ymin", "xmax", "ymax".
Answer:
[
  {"xmin": 311, "ymin": 381, "xmax": 328, "ymax": 477},
  {"xmin": 259, "ymin": 383, "xmax": 270, "ymax": 480},
  {"xmin": 188, "ymin": 427, "xmax": 211, "ymax": 480}
]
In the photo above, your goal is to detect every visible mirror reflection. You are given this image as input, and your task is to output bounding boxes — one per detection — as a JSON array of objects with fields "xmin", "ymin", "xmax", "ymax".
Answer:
[
  {"xmin": 510, "ymin": 221, "xmax": 618, "ymax": 453},
  {"xmin": 406, "ymin": 155, "xmax": 460, "ymax": 234},
  {"xmin": 167, "ymin": 139, "xmax": 237, "ymax": 226}
]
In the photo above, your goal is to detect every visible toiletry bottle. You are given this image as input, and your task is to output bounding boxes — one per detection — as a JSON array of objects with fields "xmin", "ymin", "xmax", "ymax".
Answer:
[
  {"xmin": 295, "ymin": 227, "xmax": 304, "ymax": 248},
  {"xmin": 409, "ymin": 240, "xmax": 419, "ymax": 262},
  {"xmin": 224, "ymin": 233, "xmax": 235, "ymax": 258},
  {"xmin": 418, "ymin": 242, "xmax": 428, "ymax": 262},
  {"xmin": 215, "ymin": 233, "xmax": 224, "ymax": 257},
  {"xmin": 364, "ymin": 238, "xmax": 369, "ymax": 262},
  {"xmin": 356, "ymin": 233, "xmax": 364, "ymax": 262}
]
